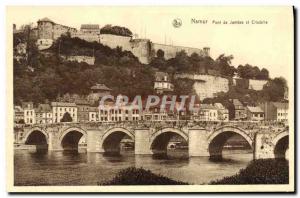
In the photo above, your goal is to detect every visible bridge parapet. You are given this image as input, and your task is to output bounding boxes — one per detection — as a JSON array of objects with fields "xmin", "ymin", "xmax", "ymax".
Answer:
[{"xmin": 15, "ymin": 120, "xmax": 288, "ymax": 134}]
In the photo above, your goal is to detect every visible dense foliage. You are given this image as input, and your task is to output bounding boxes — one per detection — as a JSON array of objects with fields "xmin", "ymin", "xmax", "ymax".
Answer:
[
  {"xmin": 13, "ymin": 35, "xmax": 155, "ymax": 105},
  {"xmin": 100, "ymin": 167, "xmax": 188, "ymax": 185},
  {"xmin": 211, "ymin": 159, "xmax": 289, "ymax": 184},
  {"xmin": 100, "ymin": 24, "xmax": 133, "ymax": 37},
  {"xmin": 150, "ymin": 51, "xmax": 268, "ymax": 80}
]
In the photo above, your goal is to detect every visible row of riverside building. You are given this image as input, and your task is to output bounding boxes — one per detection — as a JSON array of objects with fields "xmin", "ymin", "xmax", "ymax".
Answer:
[{"xmin": 14, "ymin": 83, "xmax": 289, "ymax": 125}]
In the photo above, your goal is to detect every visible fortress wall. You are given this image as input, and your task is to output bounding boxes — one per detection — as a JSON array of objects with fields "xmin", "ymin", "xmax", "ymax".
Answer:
[
  {"xmin": 36, "ymin": 20, "xmax": 209, "ymax": 65},
  {"xmin": 193, "ymin": 75, "xmax": 229, "ymax": 100},
  {"xmin": 38, "ymin": 22, "xmax": 53, "ymax": 39},
  {"xmin": 99, "ymin": 34, "xmax": 132, "ymax": 50},
  {"xmin": 176, "ymin": 74, "xmax": 229, "ymax": 101},
  {"xmin": 72, "ymin": 32, "xmax": 101, "ymax": 43},
  {"xmin": 248, "ymin": 79, "xmax": 268, "ymax": 91},
  {"xmin": 151, "ymin": 43, "xmax": 205, "ymax": 60},
  {"xmin": 53, "ymin": 24, "xmax": 77, "ymax": 40},
  {"xmin": 130, "ymin": 39, "xmax": 151, "ymax": 64}
]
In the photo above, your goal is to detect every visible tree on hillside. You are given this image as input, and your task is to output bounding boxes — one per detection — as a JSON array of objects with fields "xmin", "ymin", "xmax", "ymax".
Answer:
[
  {"xmin": 60, "ymin": 112, "xmax": 73, "ymax": 122},
  {"xmin": 262, "ymin": 77, "xmax": 287, "ymax": 101},
  {"xmin": 150, "ymin": 49, "xmax": 166, "ymax": 70},
  {"xmin": 258, "ymin": 68, "xmax": 269, "ymax": 80},
  {"xmin": 215, "ymin": 54, "xmax": 235, "ymax": 77},
  {"xmin": 100, "ymin": 24, "xmax": 133, "ymax": 37},
  {"xmin": 157, "ymin": 49, "xmax": 165, "ymax": 59},
  {"xmin": 173, "ymin": 51, "xmax": 191, "ymax": 72},
  {"xmin": 237, "ymin": 64, "xmax": 269, "ymax": 80}
]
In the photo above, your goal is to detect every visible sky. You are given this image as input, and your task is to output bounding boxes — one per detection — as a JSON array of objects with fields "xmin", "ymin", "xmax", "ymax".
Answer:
[{"xmin": 7, "ymin": 6, "xmax": 294, "ymax": 82}]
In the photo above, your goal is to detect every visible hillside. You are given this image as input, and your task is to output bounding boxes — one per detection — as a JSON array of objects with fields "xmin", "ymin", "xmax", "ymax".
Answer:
[{"xmin": 13, "ymin": 33, "xmax": 287, "ymax": 105}]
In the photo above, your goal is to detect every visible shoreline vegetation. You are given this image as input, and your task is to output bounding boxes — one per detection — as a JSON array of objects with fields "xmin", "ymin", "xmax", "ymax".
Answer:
[{"xmin": 99, "ymin": 159, "xmax": 289, "ymax": 185}]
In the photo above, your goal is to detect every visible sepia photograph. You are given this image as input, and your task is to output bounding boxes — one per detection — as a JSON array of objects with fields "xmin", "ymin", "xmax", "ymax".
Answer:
[{"xmin": 6, "ymin": 6, "xmax": 294, "ymax": 192}]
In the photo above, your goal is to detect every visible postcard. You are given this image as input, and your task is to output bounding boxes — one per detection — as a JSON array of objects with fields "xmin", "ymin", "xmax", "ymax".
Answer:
[{"xmin": 7, "ymin": 6, "xmax": 294, "ymax": 192}]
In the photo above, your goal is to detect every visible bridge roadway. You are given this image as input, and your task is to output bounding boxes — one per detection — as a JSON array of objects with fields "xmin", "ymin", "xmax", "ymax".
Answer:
[{"xmin": 14, "ymin": 121, "xmax": 289, "ymax": 159}]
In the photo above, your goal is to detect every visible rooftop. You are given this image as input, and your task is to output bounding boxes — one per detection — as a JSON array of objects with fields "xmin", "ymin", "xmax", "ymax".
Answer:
[
  {"xmin": 36, "ymin": 104, "xmax": 51, "ymax": 112},
  {"xmin": 272, "ymin": 102, "xmax": 288, "ymax": 109},
  {"xmin": 200, "ymin": 104, "xmax": 217, "ymax": 110},
  {"xmin": 14, "ymin": 106, "xmax": 23, "ymax": 112},
  {"xmin": 233, "ymin": 99, "xmax": 243, "ymax": 106},
  {"xmin": 74, "ymin": 99, "xmax": 90, "ymax": 105},
  {"xmin": 51, "ymin": 102, "xmax": 77, "ymax": 107},
  {"xmin": 155, "ymin": 71, "xmax": 170, "ymax": 81},
  {"xmin": 81, "ymin": 24, "xmax": 100, "ymax": 30},
  {"xmin": 247, "ymin": 106, "xmax": 264, "ymax": 113}
]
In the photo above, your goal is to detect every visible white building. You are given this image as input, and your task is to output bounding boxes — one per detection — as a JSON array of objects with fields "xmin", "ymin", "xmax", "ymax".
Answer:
[
  {"xmin": 22, "ymin": 102, "xmax": 36, "ymax": 124},
  {"xmin": 51, "ymin": 102, "xmax": 78, "ymax": 123},
  {"xmin": 193, "ymin": 104, "xmax": 218, "ymax": 121},
  {"xmin": 99, "ymin": 103, "xmax": 142, "ymax": 122},
  {"xmin": 246, "ymin": 106, "xmax": 265, "ymax": 121},
  {"xmin": 35, "ymin": 104, "xmax": 53, "ymax": 124},
  {"xmin": 88, "ymin": 107, "xmax": 100, "ymax": 122},
  {"xmin": 260, "ymin": 102, "xmax": 288, "ymax": 122},
  {"xmin": 214, "ymin": 103, "xmax": 229, "ymax": 121},
  {"xmin": 14, "ymin": 106, "xmax": 24, "ymax": 124},
  {"xmin": 273, "ymin": 103, "xmax": 289, "ymax": 122},
  {"xmin": 154, "ymin": 72, "xmax": 174, "ymax": 94}
]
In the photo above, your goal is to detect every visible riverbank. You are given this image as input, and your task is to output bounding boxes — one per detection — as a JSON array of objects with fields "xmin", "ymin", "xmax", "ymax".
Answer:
[
  {"xmin": 210, "ymin": 159, "xmax": 289, "ymax": 184},
  {"xmin": 100, "ymin": 159, "xmax": 289, "ymax": 185}
]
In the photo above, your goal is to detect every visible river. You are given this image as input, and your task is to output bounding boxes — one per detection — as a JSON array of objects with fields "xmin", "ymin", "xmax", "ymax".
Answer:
[{"xmin": 14, "ymin": 149, "xmax": 253, "ymax": 186}]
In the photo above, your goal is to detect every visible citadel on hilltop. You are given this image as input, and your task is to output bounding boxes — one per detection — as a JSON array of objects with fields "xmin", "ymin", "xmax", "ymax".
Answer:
[{"xmin": 23, "ymin": 17, "xmax": 210, "ymax": 64}]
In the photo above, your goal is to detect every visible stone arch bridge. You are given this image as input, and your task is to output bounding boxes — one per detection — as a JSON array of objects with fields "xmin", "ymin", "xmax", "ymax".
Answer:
[{"xmin": 14, "ymin": 121, "xmax": 289, "ymax": 159}]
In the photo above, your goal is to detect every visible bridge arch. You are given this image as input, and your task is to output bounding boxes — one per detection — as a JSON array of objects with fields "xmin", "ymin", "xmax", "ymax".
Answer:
[
  {"xmin": 208, "ymin": 126, "xmax": 253, "ymax": 159},
  {"xmin": 101, "ymin": 127, "xmax": 134, "ymax": 155},
  {"xmin": 23, "ymin": 127, "xmax": 49, "ymax": 150},
  {"xmin": 60, "ymin": 127, "xmax": 87, "ymax": 151},
  {"xmin": 150, "ymin": 127, "xmax": 188, "ymax": 155},
  {"xmin": 272, "ymin": 130, "xmax": 289, "ymax": 159}
]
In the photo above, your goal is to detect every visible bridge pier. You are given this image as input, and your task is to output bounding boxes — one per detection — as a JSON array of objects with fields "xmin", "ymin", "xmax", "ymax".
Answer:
[
  {"xmin": 86, "ymin": 130, "xmax": 104, "ymax": 152},
  {"xmin": 134, "ymin": 128, "xmax": 152, "ymax": 155},
  {"xmin": 188, "ymin": 128, "xmax": 209, "ymax": 157},
  {"xmin": 254, "ymin": 133, "xmax": 275, "ymax": 159},
  {"xmin": 48, "ymin": 132, "xmax": 63, "ymax": 151}
]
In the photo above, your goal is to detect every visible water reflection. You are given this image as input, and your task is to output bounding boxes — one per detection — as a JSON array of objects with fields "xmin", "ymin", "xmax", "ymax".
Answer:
[{"xmin": 14, "ymin": 149, "xmax": 253, "ymax": 186}]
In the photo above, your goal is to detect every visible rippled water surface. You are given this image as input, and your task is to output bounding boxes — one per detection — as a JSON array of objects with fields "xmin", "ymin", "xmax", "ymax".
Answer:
[{"xmin": 14, "ymin": 149, "xmax": 253, "ymax": 185}]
